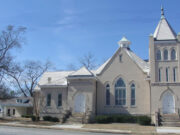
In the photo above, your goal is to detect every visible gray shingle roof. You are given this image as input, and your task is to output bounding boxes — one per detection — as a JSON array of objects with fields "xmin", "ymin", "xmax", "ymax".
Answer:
[{"xmin": 154, "ymin": 17, "xmax": 176, "ymax": 40}]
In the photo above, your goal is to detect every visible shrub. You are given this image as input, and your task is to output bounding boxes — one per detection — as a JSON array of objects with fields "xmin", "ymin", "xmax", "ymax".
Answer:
[
  {"xmin": 43, "ymin": 116, "xmax": 59, "ymax": 122},
  {"xmin": 43, "ymin": 116, "xmax": 52, "ymax": 121},
  {"xmin": 22, "ymin": 115, "xmax": 33, "ymax": 118},
  {"xmin": 51, "ymin": 117, "xmax": 59, "ymax": 122},
  {"xmin": 95, "ymin": 115, "xmax": 113, "ymax": 123},
  {"xmin": 95, "ymin": 115, "xmax": 151, "ymax": 125},
  {"xmin": 31, "ymin": 116, "xmax": 40, "ymax": 121},
  {"xmin": 137, "ymin": 116, "xmax": 151, "ymax": 125}
]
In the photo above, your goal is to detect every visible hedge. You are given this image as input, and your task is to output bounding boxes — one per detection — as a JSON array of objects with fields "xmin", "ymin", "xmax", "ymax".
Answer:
[
  {"xmin": 95, "ymin": 115, "xmax": 151, "ymax": 125},
  {"xmin": 137, "ymin": 116, "xmax": 151, "ymax": 125},
  {"xmin": 31, "ymin": 116, "xmax": 40, "ymax": 121},
  {"xmin": 21, "ymin": 115, "xmax": 33, "ymax": 118},
  {"xmin": 43, "ymin": 116, "xmax": 59, "ymax": 122}
]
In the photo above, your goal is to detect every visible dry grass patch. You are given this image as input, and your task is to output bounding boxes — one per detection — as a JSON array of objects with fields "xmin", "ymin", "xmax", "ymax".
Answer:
[
  {"xmin": 20, "ymin": 121, "xmax": 59, "ymax": 126},
  {"xmin": 83, "ymin": 123, "xmax": 156, "ymax": 132}
]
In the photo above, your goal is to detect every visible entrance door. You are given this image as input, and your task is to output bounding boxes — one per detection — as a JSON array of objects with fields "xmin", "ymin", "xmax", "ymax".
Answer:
[
  {"xmin": 74, "ymin": 93, "xmax": 86, "ymax": 113},
  {"xmin": 162, "ymin": 91, "xmax": 175, "ymax": 114}
]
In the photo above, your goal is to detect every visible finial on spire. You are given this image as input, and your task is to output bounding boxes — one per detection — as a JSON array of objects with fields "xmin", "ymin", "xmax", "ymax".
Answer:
[{"xmin": 161, "ymin": 5, "xmax": 165, "ymax": 19}]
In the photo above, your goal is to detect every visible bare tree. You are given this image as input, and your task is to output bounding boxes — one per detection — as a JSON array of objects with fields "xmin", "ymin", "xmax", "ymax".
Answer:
[
  {"xmin": 79, "ymin": 52, "xmax": 97, "ymax": 70},
  {"xmin": 0, "ymin": 25, "xmax": 26, "ymax": 80},
  {"xmin": 7, "ymin": 60, "xmax": 51, "ymax": 97},
  {"xmin": 0, "ymin": 25, "xmax": 26, "ymax": 99},
  {"xmin": 33, "ymin": 90, "xmax": 45, "ymax": 121},
  {"xmin": 0, "ymin": 84, "xmax": 17, "ymax": 99},
  {"xmin": 66, "ymin": 63, "xmax": 77, "ymax": 71}
]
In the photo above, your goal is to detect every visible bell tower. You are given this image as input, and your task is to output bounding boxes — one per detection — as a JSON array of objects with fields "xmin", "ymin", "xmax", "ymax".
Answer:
[{"xmin": 149, "ymin": 6, "xmax": 180, "ymax": 83}]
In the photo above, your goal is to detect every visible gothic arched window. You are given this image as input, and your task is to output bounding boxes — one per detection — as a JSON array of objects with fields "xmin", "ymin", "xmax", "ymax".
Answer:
[
  {"xmin": 163, "ymin": 49, "xmax": 168, "ymax": 60},
  {"xmin": 131, "ymin": 84, "xmax": 135, "ymax": 106},
  {"xmin": 171, "ymin": 49, "xmax": 176, "ymax": 60},
  {"xmin": 156, "ymin": 49, "xmax": 161, "ymax": 60},
  {"xmin": 106, "ymin": 84, "xmax": 110, "ymax": 105},
  {"xmin": 115, "ymin": 78, "xmax": 126, "ymax": 106}
]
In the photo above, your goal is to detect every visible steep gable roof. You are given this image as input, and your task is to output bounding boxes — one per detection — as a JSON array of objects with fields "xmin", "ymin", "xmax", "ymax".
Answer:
[
  {"xmin": 125, "ymin": 49, "xmax": 149, "ymax": 73},
  {"xmin": 96, "ymin": 47, "xmax": 150, "ymax": 75},
  {"xmin": 95, "ymin": 58, "xmax": 111, "ymax": 75},
  {"xmin": 153, "ymin": 17, "xmax": 176, "ymax": 40},
  {"xmin": 68, "ymin": 66, "xmax": 94, "ymax": 77}
]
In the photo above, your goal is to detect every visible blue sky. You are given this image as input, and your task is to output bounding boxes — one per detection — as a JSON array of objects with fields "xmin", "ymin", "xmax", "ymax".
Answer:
[{"xmin": 0, "ymin": 0, "xmax": 180, "ymax": 70}]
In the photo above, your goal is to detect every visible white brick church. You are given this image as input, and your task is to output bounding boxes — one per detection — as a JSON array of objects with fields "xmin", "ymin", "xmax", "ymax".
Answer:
[{"xmin": 35, "ymin": 7, "xmax": 180, "ymax": 125}]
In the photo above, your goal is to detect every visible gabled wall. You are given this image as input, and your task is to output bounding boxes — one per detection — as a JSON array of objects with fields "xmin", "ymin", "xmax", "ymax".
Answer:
[
  {"xmin": 40, "ymin": 87, "xmax": 68, "ymax": 118},
  {"xmin": 96, "ymin": 47, "xmax": 150, "ymax": 115}
]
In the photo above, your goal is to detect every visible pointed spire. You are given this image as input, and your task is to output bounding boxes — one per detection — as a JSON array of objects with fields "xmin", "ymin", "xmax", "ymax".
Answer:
[
  {"xmin": 153, "ymin": 5, "xmax": 177, "ymax": 40},
  {"xmin": 161, "ymin": 5, "xmax": 165, "ymax": 19}
]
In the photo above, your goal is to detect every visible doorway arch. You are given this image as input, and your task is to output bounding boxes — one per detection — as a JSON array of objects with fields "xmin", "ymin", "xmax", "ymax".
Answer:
[
  {"xmin": 74, "ymin": 93, "xmax": 86, "ymax": 113},
  {"xmin": 162, "ymin": 91, "xmax": 175, "ymax": 114}
]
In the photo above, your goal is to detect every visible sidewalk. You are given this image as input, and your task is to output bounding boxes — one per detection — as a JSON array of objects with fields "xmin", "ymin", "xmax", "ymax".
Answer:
[
  {"xmin": 1, "ymin": 121, "xmax": 180, "ymax": 134},
  {"xmin": 157, "ymin": 127, "xmax": 180, "ymax": 134},
  {"xmin": 0, "ymin": 122, "xmax": 132, "ymax": 134}
]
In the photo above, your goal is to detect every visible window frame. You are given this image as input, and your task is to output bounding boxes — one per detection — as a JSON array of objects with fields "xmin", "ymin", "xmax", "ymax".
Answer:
[
  {"xmin": 158, "ymin": 68, "xmax": 161, "ymax": 82},
  {"xmin": 156, "ymin": 49, "xmax": 161, "ymax": 60},
  {"xmin": 130, "ymin": 83, "xmax": 136, "ymax": 107},
  {"xmin": 171, "ymin": 48, "xmax": 176, "ymax": 60},
  {"xmin": 46, "ymin": 93, "xmax": 51, "ymax": 107},
  {"xmin": 105, "ymin": 84, "xmax": 110, "ymax": 106},
  {"xmin": 163, "ymin": 49, "xmax": 168, "ymax": 61},
  {"xmin": 173, "ymin": 67, "xmax": 177, "ymax": 82},
  {"xmin": 166, "ymin": 67, "xmax": 169, "ymax": 82},
  {"xmin": 13, "ymin": 109, "xmax": 15, "ymax": 115},
  {"xmin": 115, "ymin": 78, "xmax": 126, "ymax": 106},
  {"xmin": 58, "ymin": 93, "xmax": 62, "ymax": 107},
  {"xmin": 119, "ymin": 54, "xmax": 123, "ymax": 62}
]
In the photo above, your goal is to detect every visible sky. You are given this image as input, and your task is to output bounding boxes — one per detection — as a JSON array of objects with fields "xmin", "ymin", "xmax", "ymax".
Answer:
[{"xmin": 0, "ymin": 0, "xmax": 180, "ymax": 70}]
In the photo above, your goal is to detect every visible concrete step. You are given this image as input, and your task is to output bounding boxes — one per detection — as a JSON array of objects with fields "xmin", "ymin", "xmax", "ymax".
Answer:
[
  {"xmin": 67, "ymin": 117, "xmax": 82, "ymax": 121},
  {"xmin": 72, "ymin": 113, "xmax": 84, "ymax": 117},
  {"xmin": 161, "ymin": 117, "xmax": 180, "ymax": 122},
  {"xmin": 161, "ymin": 122, "xmax": 180, "ymax": 127},
  {"xmin": 65, "ymin": 114, "xmax": 84, "ymax": 124},
  {"xmin": 161, "ymin": 114, "xmax": 180, "ymax": 122},
  {"xmin": 161, "ymin": 114, "xmax": 179, "ymax": 117}
]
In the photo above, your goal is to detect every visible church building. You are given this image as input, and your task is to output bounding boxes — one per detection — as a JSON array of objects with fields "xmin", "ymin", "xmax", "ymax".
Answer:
[{"xmin": 35, "ymin": 7, "xmax": 180, "ymax": 125}]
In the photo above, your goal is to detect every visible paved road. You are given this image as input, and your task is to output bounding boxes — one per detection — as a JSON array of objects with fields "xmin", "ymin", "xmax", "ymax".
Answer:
[{"xmin": 0, "ymin": 126, "xmax": 127, "ymax": 135}]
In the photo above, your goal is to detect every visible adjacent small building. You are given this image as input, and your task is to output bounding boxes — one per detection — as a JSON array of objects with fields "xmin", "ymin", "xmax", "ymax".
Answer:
[{"xmin": 0, "ymin": 97, "xmax": 33, "ymax": 118}]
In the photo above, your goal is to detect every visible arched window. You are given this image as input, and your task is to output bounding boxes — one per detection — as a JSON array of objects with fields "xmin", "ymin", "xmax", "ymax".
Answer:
[
  {"xmin": 131, "ymin": 84, "xmax": 135, "ymax": 106},
  {"xmin": 156, "ymin": 49, "xmax": 161, "ymax": 60},
  {"xmin": 163, "ymin": 49, "xmax": 168, "ymax": 60},
  {"xmin": 166, "ymin": 67, "xmax": 169, "ymax": 82},
  {"xmin": 171, "ymin": 49, "xmax": 176, "ymax": 60},
  {"xmin": 106, "ymin": 84, "xmax": 110, "ymax": 105},
  {"xmin": 173, "ymin": 67, "xmax": 177, "ymax": 82},
  {"xmin": 158, "ymin": 68, "xmax": 161, "ymax": 82},
  {"xmin": 115, "ymin": 78, "xmax": 126, "ymax": 106}
]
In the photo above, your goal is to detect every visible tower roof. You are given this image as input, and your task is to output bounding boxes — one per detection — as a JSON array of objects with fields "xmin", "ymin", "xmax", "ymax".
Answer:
[{"xmin": 153, "ymin": 7, "xmax": 176, "ymax": 40}]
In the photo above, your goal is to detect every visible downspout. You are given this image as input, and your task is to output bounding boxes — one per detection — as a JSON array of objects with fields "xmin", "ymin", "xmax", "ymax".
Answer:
[
  {"xmin": 95, "ymin": 80, "xmax": 97, "ymax": 116},
  {"xmin": 66, "ymin": 80, "xmax": 69, "ymax": 113},
  {"xmin": 146, "ymin": 75, "xmax": 151, "ymax": 116},
  {"xmin": 149, "ymin": 79, "xmax": 151, "ymax": 116}
]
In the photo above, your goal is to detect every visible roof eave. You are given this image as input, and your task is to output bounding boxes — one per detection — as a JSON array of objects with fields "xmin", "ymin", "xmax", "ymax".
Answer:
[
  {"xmin": 67, "ymin": 76, "xmax": 96, "ymax": 80},
  {"xmin": 40, "ymin": 85, "xmax": 67, "ymax": 88}
]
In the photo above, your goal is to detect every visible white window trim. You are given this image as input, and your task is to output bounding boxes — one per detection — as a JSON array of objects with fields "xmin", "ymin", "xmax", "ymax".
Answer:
[{"xmin": 130, "ymin": 84, "xmax": 136, "ymax": 107}]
